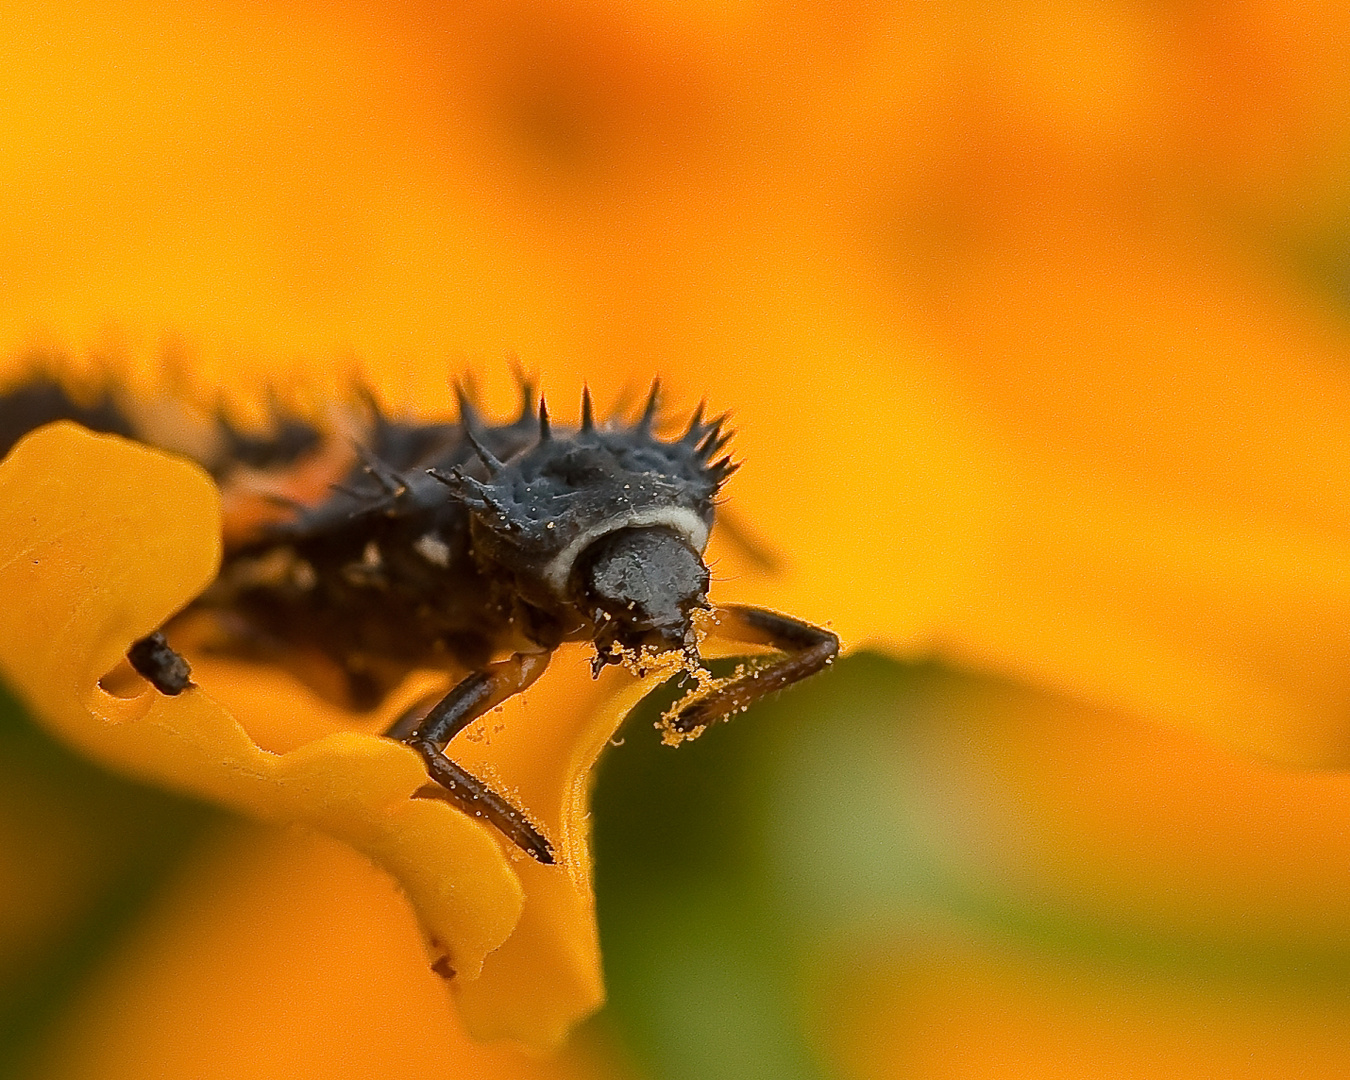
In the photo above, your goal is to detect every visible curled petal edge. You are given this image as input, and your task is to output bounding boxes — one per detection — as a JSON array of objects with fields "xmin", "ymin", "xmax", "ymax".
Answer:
[{"xmin": 0, "ymin": 423, "xmax": 525, "ymax": 983}]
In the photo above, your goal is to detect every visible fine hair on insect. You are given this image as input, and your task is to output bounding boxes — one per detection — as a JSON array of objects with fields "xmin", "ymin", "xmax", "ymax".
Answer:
[{"xmin": 0, "ymin": 368, "xmax": 839, "ymax": 865}]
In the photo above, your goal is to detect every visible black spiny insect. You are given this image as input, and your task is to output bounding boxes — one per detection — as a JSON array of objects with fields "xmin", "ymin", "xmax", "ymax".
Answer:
[{"xmin": 0, "ymin": 373, "xmax": 839, "ymax": 864}]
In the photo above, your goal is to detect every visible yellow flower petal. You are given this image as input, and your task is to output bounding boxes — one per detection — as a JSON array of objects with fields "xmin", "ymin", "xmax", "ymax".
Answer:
[
  {"xmin": 31, "ymin": 824, "xmax": 625, "ymax": 1080},
  {"xmin": 0, "ymin": 423, "xmax": 524, "ymax": 989},
  {"xmin": 449, "ymin": 664, "xmax": 663, "ymax": 1045}
]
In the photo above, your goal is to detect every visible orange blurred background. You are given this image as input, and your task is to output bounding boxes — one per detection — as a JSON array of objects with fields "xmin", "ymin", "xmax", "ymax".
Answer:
[{"xmin": 6, "ymin": 1, "xmax": 1350, "ymax": 1078}]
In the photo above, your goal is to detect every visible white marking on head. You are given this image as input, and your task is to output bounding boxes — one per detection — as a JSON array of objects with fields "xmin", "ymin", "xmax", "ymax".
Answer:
[
  {"xmin": 541, "ymin": 507, "xmax": 709, "ymax": 594},
  {"xmin": 362, "ymin": 540, "xmax": 382, "ymax": 568},
  {"xmin": 414, "ymin": 532, "xmax": 451, "ymax": 567}
]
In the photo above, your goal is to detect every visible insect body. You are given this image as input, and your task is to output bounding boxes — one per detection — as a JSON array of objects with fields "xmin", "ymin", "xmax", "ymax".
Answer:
[{"xmin": 0, "ymin": 374, "xmax": 839, "ymax": 863}]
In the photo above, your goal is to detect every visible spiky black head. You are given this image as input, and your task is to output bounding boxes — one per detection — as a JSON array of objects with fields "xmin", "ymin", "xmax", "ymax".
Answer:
[{"xmin": 430, "ymin": 388, "xmax": 735, "ymax": 651}]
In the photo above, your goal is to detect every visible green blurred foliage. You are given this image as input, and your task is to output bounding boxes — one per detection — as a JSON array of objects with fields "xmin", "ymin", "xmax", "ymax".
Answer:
[
  {"xmin": 592, "ymin": 653, "xmax": 1350, "ymax": 1080},
  {"xmin": 593, "ymin": 655, "xmax": 924, "ymax": 1080},
  {"xmin": 0, "ymin": 682, "xmax": 219, "ymax": 1079}
]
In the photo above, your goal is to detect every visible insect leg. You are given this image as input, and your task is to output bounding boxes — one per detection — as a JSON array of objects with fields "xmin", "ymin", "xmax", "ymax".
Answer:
[
  {"xmin": 126, "ymin": 632, "xmax": 194, "ymax": 695},
  {"xmin": 670, "ymin": 605, "xmax": 839, "ymax": 735},
  {"xmin": 393, "ymin": 651, "xmax": 556, "ymax": 864}
]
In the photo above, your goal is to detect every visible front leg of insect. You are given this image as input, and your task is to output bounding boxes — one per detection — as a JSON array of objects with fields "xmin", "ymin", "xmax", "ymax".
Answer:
[
  {"xmin": 391, "ymin": 650, "xmax": 556, "ymax": 864},
  {"xmin": 667, "ymin": 605, "xmax": 839, "ymax": 737}
]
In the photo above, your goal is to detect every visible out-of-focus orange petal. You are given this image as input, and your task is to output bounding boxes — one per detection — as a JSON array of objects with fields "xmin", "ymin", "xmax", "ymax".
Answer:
[
  {"xmin": 830, "ymin": 932, "xmax": 1350, "ymax": 1080},
  {"xmin": 1170, "ymin": 0, "xmax": 1350, "ymax": 229},
  {"xmin": 0, "ymin": 423, "xmax": 524, "ymax": 987},
  {"xmin": 872, "ymin": 668, "xmax": 1350, "ymax": 948},
  {"xmin": 931, "ymin": 222, "xmax": 1350, "ymax": 766},
  {"xmin": 32, "ymin": 824, "xmax": 634, "ymax": 1080}
]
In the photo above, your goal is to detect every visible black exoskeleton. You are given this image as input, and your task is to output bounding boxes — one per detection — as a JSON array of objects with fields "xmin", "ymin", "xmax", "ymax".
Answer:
[{"xmin": 2, "ymin": 375, "xmax": 839, "ymax": 864}]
